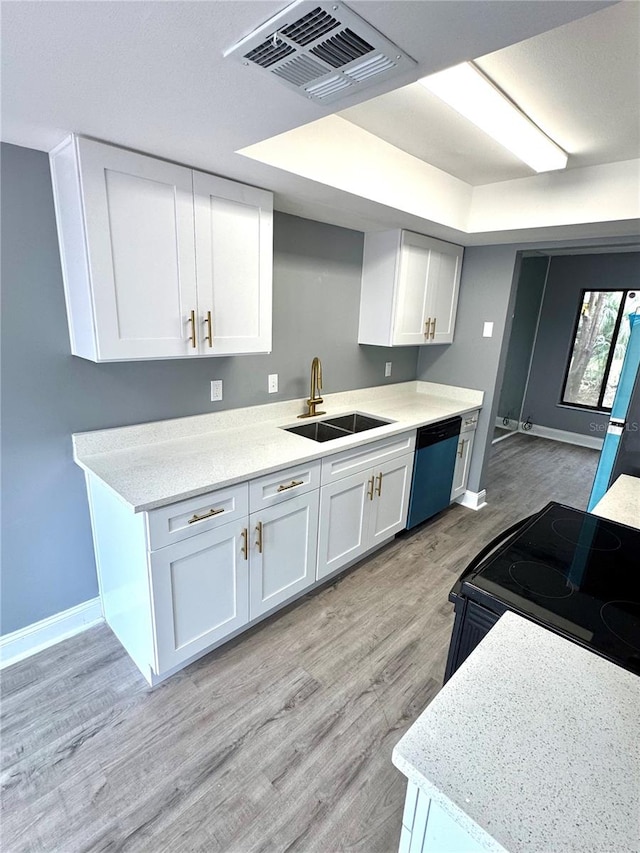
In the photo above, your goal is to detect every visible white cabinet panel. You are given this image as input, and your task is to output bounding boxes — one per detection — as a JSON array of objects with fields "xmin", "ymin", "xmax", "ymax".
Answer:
[
  {"xmin": 394, "ymin": 234, "xmax": 431, "ymax": 345},
  {"xmin": 146, "ymin": 482, "xmax": 248, "ymax": 550},
  {"xmin": 451, "ymin": 411, "xmax": 478, "ymax": 501},
  {"xmin": 398, "ymin": 782, "xmax": 488, "ymax": 853},
  {"xmin": 427, "ymin": 249, "xmax": 461, "ymax": 344},
  {"xmin": 193, "ymin": 171, "xmax": 272, "ymax": 355},
  {"xmin": 317, "ymin": 472, "xmax": 370, "ymax": 579},
  {"xmin": 369, "ymin": 455, "xmax": 413, "ymax": 546},
  {"xmin": 64, "ymin": 137, "xmax": 198, "ymax": 360},
  {"xmin": 249, "ymin": 460, "xmax": 321, "ymax": 511},
  {"xmin": 249, "ymin": 491, "xmax": 319, "ymax": 618},
  {"xmin": 321, "ymin": 433, "xmax": 416, "ymax": 485},
  {"xmin": 150, "ymin": 520, "xmax": 249, "ymax": 672}
]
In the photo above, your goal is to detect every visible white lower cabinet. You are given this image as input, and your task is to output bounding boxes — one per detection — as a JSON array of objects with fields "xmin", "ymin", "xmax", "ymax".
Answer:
[
  {"xmin": 399, "ymin": 781, "xmax": 488, "ymax": 853},
  {"xmin": 249, "ymin": 490, "xmax": 319, "ymax": 619},
  {"xmin": 150, "ymin": 520, "xmax": 249, "ymax": 672},
  {"xmin": 450, "ymin": 411, "xmax": 479, "ymax": 501},
  {"xmin": 317, "ymin": 471, "xmax": 370, "ymax": 579},
  {"xmin": 317, "ymin": 451, "xmax": 414, "ymax": 580},
  {"xmin": 88, "ymin": 434, "xmax": 416, "ymax": 683},
  {"xmin": 370, "ymin": 455, "xmax": 414, "ymax": 546}
]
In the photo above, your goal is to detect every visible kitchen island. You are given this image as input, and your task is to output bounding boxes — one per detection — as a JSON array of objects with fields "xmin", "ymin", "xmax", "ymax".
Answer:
[
  {"xmin": 590, "ymin": 473, "xmax": 640, "ymax": 529},
  {"xmin": 392, "ymin": 611, "xmax": 640, "ymax": 853}
]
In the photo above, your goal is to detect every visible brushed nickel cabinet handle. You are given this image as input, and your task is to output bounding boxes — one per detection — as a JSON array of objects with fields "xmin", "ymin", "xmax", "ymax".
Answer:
[
  {"xmin": 457, "ymin": 438, "xmax": 466, "ymax": 458},
  {"xmin": 241, "ymin": 528, "xmax": 248, "ymax": 561},
  {"xmin": 424, "ymin": 317, "xmax": 431, "ymax": 337},
  {"xmin": 255, "ymin": 521, "xmax": 263, "ymax": 554},
  {"xmin": 188, "ymin": 309, "xmax": 197, "ymax": 348},
  {"xmin": 188, "ymin": 507, "xmax": 225, "ymax": 524},
  {"xmin": 205, "ymin": 310, "xmax": 213, "ymax": 348},
  {"xmin": 276, "ymin": 479, "xmax": 304, "ymax": 493},
  {"xmin": 367, "ymin": 475, "xmax": 375, "ymax": 501},
  {"xmin": 375, "ymin": 472, "xmax": 383, "ymax": 497},
  {"xmin": 430, "ymin": 317, "xmax": 437, "ymax": 339}
]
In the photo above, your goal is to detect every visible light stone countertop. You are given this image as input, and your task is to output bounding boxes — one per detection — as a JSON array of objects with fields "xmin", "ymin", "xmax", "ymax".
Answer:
[
  {"xmin": 590, "ymin": 473, "xmax": 640, "ymax": 529},
  {"xmin": 392, "ymin": 611, "xmax": 640, "ymax": 853},
  {"xmin": 72, "ymin": 381, "xmax": 483, "ymax": 512}
]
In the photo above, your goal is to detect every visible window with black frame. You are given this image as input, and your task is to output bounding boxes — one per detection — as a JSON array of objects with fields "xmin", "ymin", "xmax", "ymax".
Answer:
[{"xmin": 561, "ymin": 289, "xmax": 640, "ymax": 411}]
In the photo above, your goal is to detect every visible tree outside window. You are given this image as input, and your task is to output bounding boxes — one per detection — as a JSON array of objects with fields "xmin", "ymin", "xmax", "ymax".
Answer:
[{"xmin": 561, "ymin": 289, "xmax": 640, "ymax": 411}]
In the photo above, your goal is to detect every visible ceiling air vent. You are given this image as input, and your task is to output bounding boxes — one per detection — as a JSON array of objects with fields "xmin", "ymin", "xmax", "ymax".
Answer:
[{"xmin": 224, "ymin": 0, "xmax": 416, "ymax": 104}]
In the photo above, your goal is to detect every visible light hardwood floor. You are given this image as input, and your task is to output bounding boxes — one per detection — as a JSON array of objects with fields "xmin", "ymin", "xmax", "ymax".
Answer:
[{"xmin": 1, "ymin": 435, "xmax": 598, "ymax": 853}]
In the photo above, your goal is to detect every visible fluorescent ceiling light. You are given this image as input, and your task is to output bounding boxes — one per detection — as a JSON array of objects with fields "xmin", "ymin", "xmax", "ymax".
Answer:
[{"xmin": 418, "ymin": 62, "xmax": 568, "ymax": 173}]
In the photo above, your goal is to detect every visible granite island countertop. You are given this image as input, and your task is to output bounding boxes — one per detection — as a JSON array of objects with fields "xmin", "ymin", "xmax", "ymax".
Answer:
[
  {"xmin": 590, "ymin": 473, "xmax": 640, "ymax": 529},
  {"xmin": 392, "ymin": 611, "xmax": 640, "ymax": 853},
  {"xmin": 72, "ymin": 380, "xmax": 483, "ymax": 512}
]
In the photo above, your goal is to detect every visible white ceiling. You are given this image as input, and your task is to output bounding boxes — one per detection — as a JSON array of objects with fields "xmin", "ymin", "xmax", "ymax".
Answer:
[
  {"xmin": 342, "ymin": 1, "xmax": 640, "ymax": 186},
  {"xmin": 1, "ymin": 0, "xmax": 639, "ymax": 246}
]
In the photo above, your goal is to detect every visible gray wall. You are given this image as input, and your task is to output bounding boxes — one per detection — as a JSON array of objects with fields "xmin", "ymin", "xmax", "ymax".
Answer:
[
  {"xmin": 417, "ymin": 245, "xmax": 521, "ymax": 493},
  {"xmin": 496, "ymin": 255, "xmax": 548, "ymax": 425},
  {"xmin": 521, "ymin": 252, "xmax": 640, "ymax": 435},
  {"xmin": 0, "ymin": 142, "xmax": 418, "ymax": 635}
]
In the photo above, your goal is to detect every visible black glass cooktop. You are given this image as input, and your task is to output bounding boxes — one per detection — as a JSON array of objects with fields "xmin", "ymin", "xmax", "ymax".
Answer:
[{"xmin": 462, "ymin": 502, "xmax": 640, "ymax": 674}]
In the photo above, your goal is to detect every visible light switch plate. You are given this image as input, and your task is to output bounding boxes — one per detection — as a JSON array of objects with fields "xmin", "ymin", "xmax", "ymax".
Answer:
[
  {"xmin": 483, "ymin": 321, "xmax": 494, "ymax": 338},
  {"xmin": 210, "ymin": 380, "xmax": 223, "ymax": 402},
  {"xmin": 268, "ymin": 373, "xmax": 278, "ymax": 393}
]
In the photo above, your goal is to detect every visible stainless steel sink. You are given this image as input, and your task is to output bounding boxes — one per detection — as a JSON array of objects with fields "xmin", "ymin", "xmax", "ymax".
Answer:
[
  {"xmin": 283, "ymin": 412, "xmax": 392, "ymax": 442},
  {"xmin": 322, "ymin": 413, "xmax": 391, "ymax": 433}
]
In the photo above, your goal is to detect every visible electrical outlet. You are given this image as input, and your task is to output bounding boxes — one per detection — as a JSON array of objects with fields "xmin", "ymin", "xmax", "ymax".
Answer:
[
  {"xmin": 483, "ymin": 321, "xmax": 494, "ymax": 338},
  {"xmin": 385, "ymin": 362, "xmax": 392, "ymax": 377},
  {"xmin": 210, "ymin": 380, "xmax": 223, "ymax": 402},
  {"xmin": 268, "ymin": 373, "xmax": 278, "ymax": 394}
]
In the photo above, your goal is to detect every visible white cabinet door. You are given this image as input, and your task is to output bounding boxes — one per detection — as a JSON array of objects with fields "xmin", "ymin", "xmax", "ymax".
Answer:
[
  {"xmin": 393, "ymin": 231, "xmax": 432, "ymax": 346},
  {"xmin": 193, "ymin": 171, "xmax": 272, "ymax": 355},
  {"xmin": 150, "ymin": 520, "xmax": 249, "ymax": 672},
  {"xmin": 426, "ymin": 242, "xmax": 462, "ymax": 344},
  {"xmin": 317, "ymin": 471, "xmax": 371, "ymax": 580},
  {"xmin": 249, "ymin": 491, "xmax": 319, "ymax": 619},
  {"xmin": 317, "ymin": 451, "xmax": 414, "ymax": 579},
  {"xmin": 76, "ymin": 138, "xmax": 198, "ymax": 360},
  {"xmin": 369, "ymin": 454, "xmax": 413, "ymax": 547},
  {"xmin": 451, "ymin": 432, "xmax": 475, "ymax": 500}
]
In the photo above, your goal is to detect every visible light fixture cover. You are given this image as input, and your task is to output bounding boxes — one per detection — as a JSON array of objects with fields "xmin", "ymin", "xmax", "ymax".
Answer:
[{"xmin": 418, "ymin": 62, "xmax": 568, "ymax": 173}]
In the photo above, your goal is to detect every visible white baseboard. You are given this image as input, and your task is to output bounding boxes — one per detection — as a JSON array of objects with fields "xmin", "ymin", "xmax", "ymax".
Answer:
[
  {"xmin": 456, "ymin": 489, "xmax": 487, "ymax": 511},
  {"xmin": 519, "ymin": 423, "xmax": 604, "ymax": 450},
  {"xmin": 0, "ymin": 598, "xmax": 103, "ymax": 670}
]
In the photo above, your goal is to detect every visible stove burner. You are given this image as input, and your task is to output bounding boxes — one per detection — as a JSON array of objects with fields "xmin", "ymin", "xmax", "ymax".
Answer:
[
  {"xmin": 600, "ymin": 601, "xmax": 640, "ymax": 652},
  {"xmin": 508, "ymin": 561, "xmax": 576, "ymax": 599},
  {"xmin": 551, "ymin": 517, "xmax": 621, "ymax": 552}
]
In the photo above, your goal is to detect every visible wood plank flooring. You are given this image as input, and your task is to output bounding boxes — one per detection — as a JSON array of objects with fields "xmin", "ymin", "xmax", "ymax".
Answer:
[{"xmin": 1, "ymin": 435, "xmax": 598, "ymax": 853}]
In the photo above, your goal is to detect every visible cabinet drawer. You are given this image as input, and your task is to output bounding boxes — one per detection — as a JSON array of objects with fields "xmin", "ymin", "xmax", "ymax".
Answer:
[
  {"xmin": 249, "ymin": 460, "xmax": 320, "ymax": 511},
  {"xmin": 146, "ymin": 483, "xmax": 248, "ymax": 550},
  {"xmin": 321, "ymin": 432, "xmax": 416, "ymax": 485},
  {"xmin": 461, "ymin": 410, "xmax": 479, "ymax": 433}
]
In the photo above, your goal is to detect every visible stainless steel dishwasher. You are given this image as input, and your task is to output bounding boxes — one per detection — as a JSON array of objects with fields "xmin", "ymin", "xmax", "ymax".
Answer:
[{"xmin": 406, "ymin": 416, "xmax": 462, "ymax": 529}]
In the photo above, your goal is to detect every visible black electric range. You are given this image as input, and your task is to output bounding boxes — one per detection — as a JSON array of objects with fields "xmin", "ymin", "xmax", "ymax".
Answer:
[{"xmin": 444, "ymin": 501, "xmax": 640, "ymax": 681}]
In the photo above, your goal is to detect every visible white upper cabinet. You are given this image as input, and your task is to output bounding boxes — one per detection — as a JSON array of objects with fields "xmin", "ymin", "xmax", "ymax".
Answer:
[
  {"xmin": 358, "ymin": 230, "xmax": 463, "ymax": 347},
  {"xmin": 193, "ymin": 171, "xmax": 272, "ymax": 356},
  {"xmin": 50, "ymin": 136, "xmax": 273, "ymax": 361}
]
